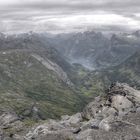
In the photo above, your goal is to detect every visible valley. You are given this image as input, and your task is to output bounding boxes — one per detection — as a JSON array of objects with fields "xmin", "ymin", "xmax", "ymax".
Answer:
[{"xmin": 0, "ymin": 31, "xmax": 140, "ymax": 139}]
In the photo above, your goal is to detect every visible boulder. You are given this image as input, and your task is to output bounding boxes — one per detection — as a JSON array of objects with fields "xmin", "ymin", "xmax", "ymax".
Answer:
[
  {"xmin": 81, "ymin": 119, "xmax": 100, "ymax": 131},
  {"xmin": 68, "ymin": 113, "xmax": 82, "ymax": 126},
  {"xmin": 82, "ymin": 96, "xmax": 104, "ymax": 120},
  {"xmin": 0, "ymin": 112, "xmax": 19, "ymax": 128},
  {"xmin": 98, "ymin": 116, "xmax": 115, "ymax": 131},
  {"xmin": 111, "ymin": 95, "xmax": 133, "ymax": 115}
]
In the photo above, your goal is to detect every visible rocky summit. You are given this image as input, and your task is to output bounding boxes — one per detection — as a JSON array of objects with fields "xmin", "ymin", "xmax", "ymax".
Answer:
[{"xmin": 1, "ymin": 83, "xmax": 140, "ymax": 140}]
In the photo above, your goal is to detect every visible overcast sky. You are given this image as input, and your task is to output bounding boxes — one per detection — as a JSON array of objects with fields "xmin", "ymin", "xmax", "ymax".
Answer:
[{"xmin": 0, "ymin": 0, "xmax": 140, "ymax": 33}]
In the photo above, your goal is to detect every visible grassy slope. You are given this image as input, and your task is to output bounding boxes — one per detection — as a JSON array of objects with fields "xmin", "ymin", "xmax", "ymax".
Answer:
[{"xmin": 0, "ymin": 51, "xmax": 87, "ymax": 120}]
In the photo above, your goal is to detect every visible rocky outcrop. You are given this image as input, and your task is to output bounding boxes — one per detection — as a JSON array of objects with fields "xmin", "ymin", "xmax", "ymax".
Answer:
[
  {"xmin": 82, "ymin": 83, "xmax": 140, "ymax": 119},
  {"xmin": 0, "ymin": 112, "xmax": 19, "ymax": 128},
  {"xmin": 0, "ymin": 111, "xmax": 24, "ymax": 139},
  {"xmin": 21, "ymin": 83, "xmax": 140, "ymax": 140},
  {"xmin": 0, "ymin": 83, "xmax": 140, "ymax": 140}
]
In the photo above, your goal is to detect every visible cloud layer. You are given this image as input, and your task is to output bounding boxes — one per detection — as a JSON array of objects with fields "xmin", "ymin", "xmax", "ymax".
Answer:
[{"xmin": 0, "ymin": 0, "xmax": 140, "ymax": 33}]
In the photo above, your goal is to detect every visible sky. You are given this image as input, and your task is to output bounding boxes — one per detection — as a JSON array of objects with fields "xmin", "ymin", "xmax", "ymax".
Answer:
[{"xmin": 0, "ymin": 0, "xmax": 140, "ymax": 33}]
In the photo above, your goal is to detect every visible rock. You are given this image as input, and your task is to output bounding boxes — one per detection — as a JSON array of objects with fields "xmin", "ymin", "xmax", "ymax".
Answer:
[
  {"xmin": 91, "ymin": 124, "xmax": 99, "ymax": 130},
  {"xmin": 81, "ymin": 119, "xmax": 100, "ymax": 131},
  {"xmin": 60, "ymin": 113, "xmax": 82, "ymax": 127},
  {"xmin": 76, "ymin": 129, "xmax": 93, "ymax": 140},
  {"xmin": 60, "ymin": 113, "xmax": 83, "ymax": 127},
  {"xmin": 35, "ymin": 129, "xmax": 75, "ymax": 140},
  {"xmin": 12, "ymin": 134, "xmax": 24, "ymax": 140},
  {"xmin": 47, "ymin": 120, "xmax": 65, "ymax": 131},
  {"xmin": 101, "ymin": 106, "xmax": 117, "ymax": 118},
  {"xmin": 25, "ymin": 123, "xmax": 74, "ymax": 140},
  {"xmin": 25, "ymin": 124, "xmax": 50, "ymax": 139},
  {"xmin": 0, "ymin": 128, "xmax": 4, "ymax": 140},
  {"xmin": 0, "ymin": 112, "xmax": 19, "ymax": 128},
  {"xmin": 82, "ymin": 96, "xmax": 104, "ymax": 120},
  {"xmin": 91, "ymin": 120, "xmax": 100, "ymax": 129},
  {"xmin": 72, "ymin": 128, "xmax": 81, "ymax": 134},
  {"xmin": 136, "ymin": 107, "xmax": 140, "ymax": 112},
  {"xmin": 136, "ymin": 125, "xmax": 140, "ymax": 132},
  {"xmin": 111, "ymin": 95, "xmax": 133, "ymax": 111},
  {"xmin": 68, "ymin": 113, "xmax": 82, "ymax": 126},
  {"xmin": 108, "ymin": 83, "xmax": 140, "ymax": 105},
  {"xmin": 61, "ymin": 115, "xmax": 70, "ymax": 121},
  {"xmin": 99, "ymin": 117, "xmax": 112, "ymax": 131}
]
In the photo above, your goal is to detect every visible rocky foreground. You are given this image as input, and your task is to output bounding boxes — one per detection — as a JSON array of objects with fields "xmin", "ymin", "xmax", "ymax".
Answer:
[{"xmin": 0, "ymin": 83, "xmax": 140, "ymax": 140}]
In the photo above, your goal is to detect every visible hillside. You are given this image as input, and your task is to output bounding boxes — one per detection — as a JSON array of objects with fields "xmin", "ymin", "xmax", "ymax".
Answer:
[
  {"xmin": 0, "ymin": 33, "xmax": 87, "ymax": 121},
  {"xmin": 0, "ymin": 31, "xmax": 140, "ymax": 139},
  {"xmin": 101, "ymin": 52, "xmax": 140, "ymax": 88},
  {"xmin": 81, "ymin": 51, "xmax": 140, "ymax": 98}
]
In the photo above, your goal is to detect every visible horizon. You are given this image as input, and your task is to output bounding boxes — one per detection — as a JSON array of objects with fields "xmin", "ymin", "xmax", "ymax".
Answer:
[{"xmin": 0, "ymin": 29, "xmax": 140, "ymax": 36}]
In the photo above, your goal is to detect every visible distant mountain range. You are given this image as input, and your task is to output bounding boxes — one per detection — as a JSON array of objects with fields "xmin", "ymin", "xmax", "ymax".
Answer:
[{"xmin": 46, "ymin": 31, "xmax": 140, "ymax": 70}]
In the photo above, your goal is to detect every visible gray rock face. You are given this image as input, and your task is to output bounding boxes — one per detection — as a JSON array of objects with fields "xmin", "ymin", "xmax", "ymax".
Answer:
[{"xmin": 1, "ymin": 83, "xmax": 140, "ymax": 140}]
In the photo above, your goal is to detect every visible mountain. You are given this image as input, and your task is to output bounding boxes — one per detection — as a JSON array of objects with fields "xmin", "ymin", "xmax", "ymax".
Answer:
[
  {"xmin": 0, "ymin": 32, "xmax": 87, "ymax": 120},
  {"xmin": 1, "ymin": 83, "xmax": 140, "ymax": 140},
  {"xmin": 47, "ymin": 31, "xmax": 140, "ymax": 70},
  {"xmin": 60, "ymin": 31, "xmax": 140, "ymax": 98},
  {"xmin": 48, "ymin": 31, "xmax": 110, "ymax": 69},
  {"xmin": 81, "ymin": 51, "xmax": 140, "ymax": 98},
  {"xmin": 0, "ymin": 30, "xmax": 140, "ymax": 139},
  {"xmin": 99, "ymin": 51, "xmax": 140, "ymax": 88}
]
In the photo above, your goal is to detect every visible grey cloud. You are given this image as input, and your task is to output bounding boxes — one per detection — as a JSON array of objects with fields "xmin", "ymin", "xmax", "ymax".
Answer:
[
  {"xmin": 1, "ymin": 0, "xmax": 140, "ymax": 13},
  {"xmin": 0, "ymin": 0, "xmax": 140, "ymax": 33}
]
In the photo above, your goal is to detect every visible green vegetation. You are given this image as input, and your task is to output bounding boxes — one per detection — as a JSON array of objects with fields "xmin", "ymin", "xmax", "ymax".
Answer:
[
  {"xmin": 80, "ymin": 52, "xmax": 140, "ymax": 96},
  {"xmin": 0, "ymin": 51, "xmax": 87, "ymax": 120}
]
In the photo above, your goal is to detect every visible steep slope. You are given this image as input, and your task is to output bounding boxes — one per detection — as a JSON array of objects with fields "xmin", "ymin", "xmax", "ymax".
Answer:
[
  {"xmin": 0, "ymin": 33, "xmax": 87, "ymax": 120},
  {"xmin": 28, "ymin": 31, "xmax": 140, "ymax": 100},
  {"xmin": 48, "ymin": 31, "xmax": 109, "ymax": 69},
  {"xmin": 94, "ymin": 33, "xmax": 139, "ymax": 68}
]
